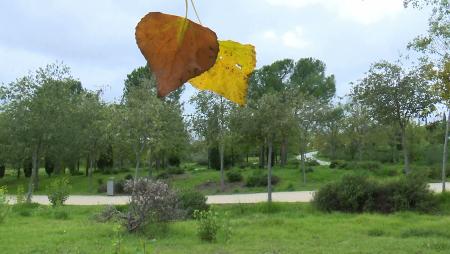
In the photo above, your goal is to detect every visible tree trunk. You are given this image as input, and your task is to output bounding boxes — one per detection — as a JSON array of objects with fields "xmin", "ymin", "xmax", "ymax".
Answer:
[
  {"xmin": 148, "ymin": 148, "xmax": 152, "ymax": 177},
  {"xmin": 219, "ymin": 143, "xmax": 225, "ymax": 192},
  {"xmin": 207, "ymin": 148, "xmax": 211, "ymax": 169},
  {"xmin": 88, "ymin": 158, "xmax": 94, "ymax": 192},
  {"xmin": 259, "ymin": 145, "xmax": 265, "ymax": 169},
  {"xmin": 85, "ymin": 156, "xmax": 89, "ymax": 176},
  {"xmin": 17, "ymin": 167, "xmax": 21, "ymax": 179},
  {"xmin": 401, "ymin": 125, "xmax": 410, "ymax": 174},
  {"xmin": 281, "ymin": 138, "xmax": 288, "ymax": 167},
  {"xmin": 267, "ymin": 138, "xmax": 273, "ymax": 203},
  {"xmin": 134, "ymin": 151, "xmax": 141, "ymax": 180},
  {"xmin": 443, "ymin": 110, "xmax": 450, "ymax": 192},
  {"xmin": 26, "ymin": 146, "xmax": 39, "ymax": 203},
  {"xmin": 301, "ymin": 152, "xmax": 306, "ymax": 184}
]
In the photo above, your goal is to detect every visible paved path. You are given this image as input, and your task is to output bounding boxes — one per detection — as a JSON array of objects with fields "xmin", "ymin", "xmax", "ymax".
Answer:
[
  {"xmin": 299, "ymin": 151, "xmax": 331, "ymax": 166},
  {"xmin": 6, "ymin": 183, "xmax": 449, "ymax": 206},
  {"xmin": 6, "ymin": 153, "xmax": 449, "ymax": 205}
]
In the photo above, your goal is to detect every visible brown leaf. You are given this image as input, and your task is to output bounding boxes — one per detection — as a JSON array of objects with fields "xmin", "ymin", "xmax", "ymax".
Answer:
[{"xmin": 135, "ymin": 12, "xmax": 219, "ymax": 97}]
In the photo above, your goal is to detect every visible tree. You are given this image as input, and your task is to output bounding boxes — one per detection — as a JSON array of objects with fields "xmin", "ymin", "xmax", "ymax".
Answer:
[
  {"xmin": 405, "ymin": 0, "xmax": 449, "ymax": 190},
  {"xmin": 290, "ymin": 58, "xmax": 336, "ymax": 102},
  {"xmin": 120, "ymin": 77, "xmax": 163, "ymax": 184},
  {"xmin": 2, "ymin": 63, "xmax": 75, "ymax": 201},
  {"xmin": 291, "ymin": 94, "xmax": 326, "ymax": 183},
  {"xmin": 190, "ymin": 91, "xmax": 233, "ymax": 192},
  {"xmin": 252, "ymin": 93, "xmax": 292, "ymax": 202},
  {"xmin": 353, "ymin": 61, "xmax": 436, "ymax": 173},
  {"xmin": 78, "ymin": 90, "xmax": 108, "ymax": 191}
]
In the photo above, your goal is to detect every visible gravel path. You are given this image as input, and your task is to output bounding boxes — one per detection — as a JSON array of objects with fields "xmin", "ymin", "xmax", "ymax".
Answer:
[
  {"xmin": 6, "ymin": 153, "xmax": 449, "ymax": 205},
  {"xmin": 6, "ymin": 183, "xmax": 448, "ymax": 206}
]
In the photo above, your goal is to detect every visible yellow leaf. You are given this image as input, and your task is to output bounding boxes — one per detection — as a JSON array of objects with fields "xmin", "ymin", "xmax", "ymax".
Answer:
[{"xmin": 189, "ymin": 40, "xmax": 256, "ymax": 105}]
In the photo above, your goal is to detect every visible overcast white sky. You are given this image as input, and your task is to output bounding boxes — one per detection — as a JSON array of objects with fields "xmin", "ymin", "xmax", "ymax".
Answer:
[{"xmin": 0, "ymin": 0, "xmax": 430, "ymax": 108}]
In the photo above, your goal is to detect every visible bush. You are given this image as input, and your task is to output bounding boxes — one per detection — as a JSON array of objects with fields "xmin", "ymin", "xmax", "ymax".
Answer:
[
  {"xmin": 357, "ymin": 161, "xmax": 382, "ymax": 171},
  {"xmin": 123, "ymin": 178, "xmax": 180, "ymax": 232},
  {"xmin": 0, "ymin": 186, "xmax": 10, "ymax": 223},
  {"xmin": 23, "ymin": 159, "xmax": 32, "ymax": 178},
  {"xmin": 44, "ymin": 158, "xmax": 54, "ymax": 177},
  {"xmin": 156, "ymin": 172, "xmax": 170, "ymax": 180},
  {"xmin": 168, "ymin": 168, "xmax": 185, "ymax": 175},
  {"xmin": 124, "ymin": 174, "xmax": 133, "ymax": 181},
  {"xmin": 329, "ymin": 160, "xmax": 346, "ymax": 169},
  {"xmin": 16, "ymin": 185, "xmax": 26, "ymax": 205},
  {"xmin": 194, "ymin": 210, "xmax": 220, "ymax": 242},
  {"xmin": 313, "ymin": 174, "xmax": 437, "ymax": 213},
  {"xmin": 0, "ymin": 164, "xmax": 5, "ymax": 178},
  {"xmin": 246, "ymin": 174, "xmax": 279, "ymax": 187},
  {"xmin": 93, "ymin": 205, "xmax": 120, "ymax": 223},
  {"xmin": 178, "ymin": 191, "xmax": 209, "ymax": 218},
  {"xmin": 46, "ymin": 177, "xmax": 71, "ymax": 207},
  {"xmin": 226, "ymin": 171, "xmax": 243, "ymax": 183},
  {"xmin": 168, "ymin": 156, "xmax": 181, "ymax": 167},
  {"xmin": 305, "ymin": 159, "xmax": 320, "ymax": 167}
]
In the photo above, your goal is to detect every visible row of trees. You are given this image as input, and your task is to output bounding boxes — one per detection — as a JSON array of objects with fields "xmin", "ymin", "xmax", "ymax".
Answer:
[{"xmin": 0, "ymin": 64, "xmax": 188, "ymax": 200}]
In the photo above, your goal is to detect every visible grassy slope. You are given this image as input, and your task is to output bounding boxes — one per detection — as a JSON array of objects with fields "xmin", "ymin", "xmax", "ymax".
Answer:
[{"xmin": 2, "ymin": 200, "xmax": 450, "ymax": 253}]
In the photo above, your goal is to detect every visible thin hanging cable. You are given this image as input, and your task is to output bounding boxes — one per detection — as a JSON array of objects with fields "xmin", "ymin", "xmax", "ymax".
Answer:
[{"xmin": 190, "ymin": 0, "xmax": 202, "ymax": 25}]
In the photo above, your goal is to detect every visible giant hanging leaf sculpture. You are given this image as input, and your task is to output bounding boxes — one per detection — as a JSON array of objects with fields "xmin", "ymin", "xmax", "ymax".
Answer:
[
  {"xmin": 190, "ymin": 40, "xmax": 256, "ymax": 105},
  {"xmin": 135, "ymin": 2, "xmax": 256, "ymax": 105},
  {"xmin": 136, "ymin": 12, "xmax": 219, "ymax": 97}
]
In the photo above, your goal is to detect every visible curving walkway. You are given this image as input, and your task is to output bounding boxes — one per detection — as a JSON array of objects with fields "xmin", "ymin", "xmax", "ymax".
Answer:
[{"xmin": 6, "ymin": 183, "xmax": 449, "ymax": 206}]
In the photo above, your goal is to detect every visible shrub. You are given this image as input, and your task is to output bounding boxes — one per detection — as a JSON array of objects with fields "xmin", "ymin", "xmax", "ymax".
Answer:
[
  {"xmin": 46, "ymin": 177, "xmax": 71, "ymax": 207},
  {"xmin": 194, "ymin": 210, "xmax": 220, "ymax": 242},
  {"xmin": 44, "ymin": 158, "xmax": 54, "ymax": 177},
  {"xmin": 168, "ymin": 168, "xmax": 185, "ymax": 175},
  {"xmin": 124, "ymin": 174, "xmax": 133, "ymax": 180},
  {"xmin": 23, "ymin": 159, "xmax": 32, "ymax": 178},
  {"xmin": 156, "ymin": 172, "xmax": 170, "ymax": 180},
  {"xmin": 305, "ymin": 159, "xmax": 320, "ymax": 167},
  {"xmin": 93, "ymin": 205, "xmax": 120, "ymax": 223},
  {"xmin": 168, "ymin": 156, "xmax": 181, "ymax": 167},
  {"xmin": 357, "ymin": 161, "xmax": 382, "ymax": 171},
  {"xmin": 0, "ymin": 186, "xmax": 10, "ymax": 223},
  {"xmin": 0, "ymin": 164, "xmax": 5, "ymax": 178},
  {"xmin": 122, "ymin": 178, "xmax": 180, "ymax": 232},
  {"xmin": 226, "ymin": 171, "xmax": 243, "ymax": 183},
  {"xmin": 329, "ymin": 160, "xmax": 346, "ymax": 169},
  {"xmin": 16, "ymin": 185, "xmax": 26, "ymax": 205},
  {"xmin": 178, "ymin": 191, "xmax": 209, "ymax": 218},
  {"xmin": 246, "ymin": 174, "xmax": 279, "ymax": 187},
  {"xmin": 314, "ymin": 174, "xmax": 437, "ymax": 213}
]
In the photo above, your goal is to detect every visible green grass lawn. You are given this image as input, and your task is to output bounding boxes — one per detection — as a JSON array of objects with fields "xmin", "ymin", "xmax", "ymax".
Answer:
[
  {"xmin": 2, "ymin": 198, "xmax": 450, "ymax": 254},
  {"xmin": 1, "ymin": 160, "xmax": 446, "ymax": 195}
]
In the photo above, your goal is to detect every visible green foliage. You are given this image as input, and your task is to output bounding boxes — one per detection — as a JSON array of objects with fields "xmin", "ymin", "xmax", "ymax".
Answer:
[
  {"xmin": 314, "ymin": 174, "xmax": 437, "ymax": 213},
  {"xmin": 178, "ymin": 190, "xmax": 209, "ymax": 218},
  {"xmin": 226, "ymin": 171, "xmax": 243, "ymax": 183},
  {"xmin": 46, "ymin": 177, "xmax": 71, "ymax": 207},
  {"xmin": 44, "ymin": 158, "xmax": 54, "ymax": 177},
  {"xmin": 16, "ymin": 185, "xmax": 26, "ymax": 205},
  {"xmin": 0, "ymin": 186, "xmax": 11, "ymax": 223},
  {"xmin": 245, "ymin": 173, "xmax": 280, "ymax": 187},
  {"xmin": 23, "ymin": 159, "xmax": 32, "ymax": 178},
  {"xmin": 0, "ymin": 164, "xmax": 5, "ymax": 178},
  {"xmin": 194, "ymin": 209, "xmax": 220, "ymax": 242}
]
